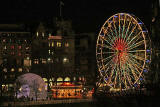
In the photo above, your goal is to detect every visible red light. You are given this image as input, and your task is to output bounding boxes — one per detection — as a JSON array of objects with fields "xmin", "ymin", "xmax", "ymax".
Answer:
[
  {"xmin": 18, "ymin": 46, "xmax": 21, "ymax": 49},
  {"xmin": 11, "ymin": 45, "xmax": 14, "ymax": 49},
  {"xmin": 112, "ymin": 38, "xmax": 128, "ymax": 65}
]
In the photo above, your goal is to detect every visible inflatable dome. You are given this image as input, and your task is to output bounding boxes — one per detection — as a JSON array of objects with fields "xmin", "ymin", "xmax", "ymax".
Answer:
[{"xmin": 15, "ymin": 73, "xmax": 47, "ymax": 100}]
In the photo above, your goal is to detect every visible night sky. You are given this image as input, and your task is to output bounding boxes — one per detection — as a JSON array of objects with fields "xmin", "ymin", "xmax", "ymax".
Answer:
[{"xmin": 0, "ymin": 0, "xmax": 152, "ymax": 33}]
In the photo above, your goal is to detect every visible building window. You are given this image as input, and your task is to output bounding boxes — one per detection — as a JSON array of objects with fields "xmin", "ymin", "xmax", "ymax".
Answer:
[
  {"xmin": 65, "ymin": 42, "xmax": 69, "ymax": 47},
  {"xmin": 51, "ymin": 51, "xmax": 54, "ymax": 55},
  {"xmin": 26, "ymin": 46, "xmax": 29, "ymax": 50},
  {"xmin": 36, "ymin": 32, "xmax": 38, "ymax": 37},
  {"xmin": 57, "ymin": 77, "xmax": 63, "ymax": 85},
  {"xmin": 18, "ymin": 46, "xmax": 22, "ymax": 49},
  {"xmin": 42, "ymin": 32, "xmax": 44, "ymax": 37},
  {"xmin": 11, "ymin": 68, "xmax": 15, "ymax": 72},
  {"xmin": 3, "ymin": 39, "xmax": 6, "ymax": 42},
  {"xmin": 64, "ymin": 77, "xmax": 71, "ymax": 82},
  {"xmin": 3, "ymin": 46, "xmax": 7, "ymax": 50},
  {"xmin": 57, "ymin": 42, "xmax": 61, "ymax": 47},
  {"xmin": 3, "ymin": 68, "xmax": 7, "ymax": 72},
  {"xmin": 18, "ymin": 68, "xmax": 23, "ymax": 72},
  {"xmin": 34, "ymin": 59, "xmax": 39, "ymax": 64},
  {"xmin": 48, "ymin": 50, "xmax": 51, "ymax": 55},
  {"xmin": 47, "ymin": 58, "xmax": 53, "ymax": 63},
  {"xmin": 48, "ymin": 43, "xmax": 51, "ymax": 47},
  {"xmin": 52, "ymin": 42, "xmax": 54, "ymax": 47},
  {"xmin": 11, "ymin": 45, "xmax": 14, "ymax": 49},
  {"xmin": 42, "ymin": 59, "xmax": 47, "ymax": 64},
  {"xmin": 24, "ymin": 59, "xmax": 31, "ymax": 66},
  {"xmin": 63, "ymin": 57, "xmax": 69, "ymax": 64}
]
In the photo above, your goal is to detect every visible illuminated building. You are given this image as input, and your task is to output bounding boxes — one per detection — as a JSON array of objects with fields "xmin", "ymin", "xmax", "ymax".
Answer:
[
  {"xmin": 31, "ymin": 20, "xmax": 75, "ymax": 94},
  {"xmin": 0, "ymin": 24, "xmax": 32, "ymax": 96}
]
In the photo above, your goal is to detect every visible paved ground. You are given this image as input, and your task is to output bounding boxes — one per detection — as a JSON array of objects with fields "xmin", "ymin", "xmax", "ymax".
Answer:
[{"xmin": 0, "ymin": 98, "xmax": 93, "ymax": 107}]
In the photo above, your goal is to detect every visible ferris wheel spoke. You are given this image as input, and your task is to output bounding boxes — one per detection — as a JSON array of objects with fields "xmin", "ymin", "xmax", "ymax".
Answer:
[
  {"xmin": 127, "ymin": 55, "xmax": 143, "ymax": 73},
  {"xmin": 96, "ymin": 51, "xmax": 116, "ymax": 55},
  {"xmin": 128, "ymin": 53, "xmax": 145, "ymax": 62},
  {"xmin": 108, "ymin": 26, "xmax": 117, "ymax": 39},
  {"xmin": 125, "ymin": 67, "xmax": 134, "ymax": 86},
  {"xmin": 102, "ymin": 54, "xmax": 116, "ymax": 63},
  {"xmin": 104, "ymin": 57, "xmax": 115, "ymax": 68},
  {"xmin": 99, "ymin": 34, "xmax": 114, "ymax": 47},
  {"xmin": 128, "ymin": 40, "xmax": 145, "ymax": 50},
  {"xmin": 128, "ymin": 50, "xmax": 146, "ymax": 53},
  {"xmin": 101, "ymin": 27, "xmax": 113, "ymax": 41},
  {"xmin": 97, "ymin": 43, "xmax": 113, "ymax": 50},
  {"xmin": 118, "ymin": 14, "xmax": 121, "ymax": 38},
  {"xmin": 106, "ymin": 61, "xmax": 117, "ymax": 83},
  {"xmin": 124, "ymin": 17, "xmax": 132, "ymax": 40},
  {"xmin": 113, "ymin": 17, "xmax": 119, "ymax": 38},
  {"xmin": 127, "ymin": 31, "xmax": 142, "ymax": 46},
  {"xmin": 126, "ymin": 23, "xmax": 138, "ymax": 42},
  {"xmin": 121, "ymin": 14, "xmax": 126, "ymax": 39},
  {"xmin": 127, "ymin": 59, "xmax": 142, "ymax": 84},
  {"xmin": 126, "ymin": 60, "xmax": 140, "ymax": 81},
  {"xmin": 113, "ymin": 66, "xmax": 119, "ymax": 88}
]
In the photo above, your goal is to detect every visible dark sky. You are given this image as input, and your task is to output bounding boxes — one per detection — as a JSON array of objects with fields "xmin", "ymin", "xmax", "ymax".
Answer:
[{"xmin": 0, "ymin": 0, "xmax": 152, "ymax": 33}]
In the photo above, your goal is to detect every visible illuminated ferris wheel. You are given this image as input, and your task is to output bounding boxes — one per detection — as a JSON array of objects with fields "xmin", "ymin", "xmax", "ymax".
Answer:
[{"xmin": 96, "ymin": 13, "xmax": 151, "ymax": 90}]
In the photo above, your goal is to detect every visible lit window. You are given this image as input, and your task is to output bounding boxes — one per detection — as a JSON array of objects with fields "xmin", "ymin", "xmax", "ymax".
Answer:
[
  {"xmin": 52, "ymin": 42, "xmax": 54, "ymax": 47},
  {"xmin": 26, "ymin": 46, "xmax": 29, "ymax": 50},
  {"xmin": 65, "ymin": 42, "xmax": 69, "ymax": 47},
  {"xmin": 51, "ymin": 52, "xmax": 54, "ymax": 55},
  {"xmin": 48, "ymin": 50, "xmax": 51, "ymax": 55},
  {"xmin": 42, "ymin": 32, "xmax": 44, "ymax": 37},
  {"xmin": 63, "ymin": 57, "xmax": 69, "ymax": 64},
  {"xmin": 73, "ymin": 77, "xmax": 76, "ymax": 81},
  {"xmin": 48, "ymin": 58, "xmax": 51, "ymax": 61},
  {"xmin": 57, "ymin": 42, "xmax": 61, "ymax": 47},
  {"xmin": 48, "ymin": 58, "xmax": 53, "ymax": 63},
  {"xmin": 64, "ymin": 77, "xmax": 71, "ymax": 82},
  {"xmin": 3, "ymin": 46, "xmax": 7, "ymax": 50},
  {"xmin": 57, "ymin": 77, "xmax": 63, "ymax": 85},
  {"xmin": 42, "ymin": 59, "xmax": 47, "ymax": 64},
  {"xmin": 34, "ymin": 59, "xmax": 39, "ymax": 64},
  {"xmin": 48, "ymin": 43, "xmax": 51, "ymax": 47},
  {"xmin": 36, "ymin": 32, "xmax": 38, "ymax": 37},
  {"xmin": 3, "ymin": 68, "xmax": 7, "ymax": 72},
  {"xmin": 18, "ymin": 46, "xmax": 22, "ymax": 49},
  {"xmin": 24, "ymin": 59, "xmax": 31, "ymax": 66},
  {"xmin": 18, "ymin": 68, "xmax": 22, "ymax": 72},
  {"xmin": 4, "ymin": 75, "xmax": 7, "ymax": 79},
  {"xmin": 3, "ymin": 39, "xmax": 6, "ymax": 42},
  {"xmin": 11, "ymin": 45, "xmax": 14, "ymax": 49},
  {"xmin": 11, "ymin": 68, "xmax": 15, "ymax": 72},
  {"xmin": 27, "ymin": 57, "xmax": 30, "ymax": 60}
]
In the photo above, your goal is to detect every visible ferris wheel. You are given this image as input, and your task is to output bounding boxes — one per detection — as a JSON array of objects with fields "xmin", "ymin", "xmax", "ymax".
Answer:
[{"xmin": 96, "ymin": 13, "xmax": 151, "ymax": 90}]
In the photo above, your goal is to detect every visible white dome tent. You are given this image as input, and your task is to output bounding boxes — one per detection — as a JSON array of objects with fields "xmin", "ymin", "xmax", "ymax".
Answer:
[{"xmin": 15, "ymin": 73, "xmax": 47, "ymax": 100}]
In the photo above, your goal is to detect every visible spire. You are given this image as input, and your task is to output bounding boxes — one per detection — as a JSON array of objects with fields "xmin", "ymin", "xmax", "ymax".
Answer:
[{"xmin": 60, "ymin": 0, "xmax": 64, "ymax": 19}]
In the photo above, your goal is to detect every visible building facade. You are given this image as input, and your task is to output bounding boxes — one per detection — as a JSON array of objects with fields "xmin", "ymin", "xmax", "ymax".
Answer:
[{"xmin": 0, "ymin": 24, "xmax": 32, "ymax": 96}]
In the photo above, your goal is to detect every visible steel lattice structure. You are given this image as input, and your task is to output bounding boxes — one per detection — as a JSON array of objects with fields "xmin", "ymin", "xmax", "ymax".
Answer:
[{"xmin": 96, "ymin": 13, "xmax": 151, "ymax": 90}]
